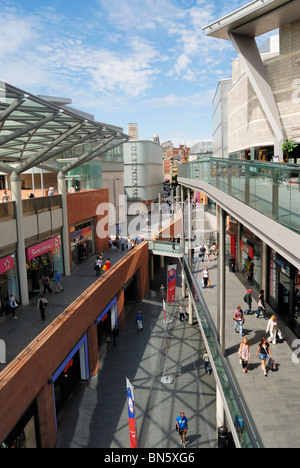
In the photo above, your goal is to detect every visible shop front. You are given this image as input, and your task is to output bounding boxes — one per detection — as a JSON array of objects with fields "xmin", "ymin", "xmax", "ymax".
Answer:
[
  {"xmin": 0, "ymin": 253, "xmax": 19, "ymax": 315},
  {"xmin": 26, "ymin": 236, "xmax": 64, "ymax": 298},
  {"xmin": 96, "ymin": 298, "xmax": 118, "ymax": 351},
  {"xmin": 240, "ymin": 229, "xmax": 261, "ymax": 290},
  {"xmin": 51, "ymin": 334, "xmax": 90, "ymax": 424},
  {"xmin": 269, "ymin": 249, "xmax": 300, "ymax": 336},
  {"xmin": 70, "ymin": 220, "xmax": 95, "ymax": 268},
  {"xmin": 1, "ymin": 400, "xmax": 41, "ymax": 448}
]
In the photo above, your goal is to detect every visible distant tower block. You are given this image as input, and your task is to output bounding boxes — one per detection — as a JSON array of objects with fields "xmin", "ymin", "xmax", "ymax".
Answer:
[{"xmin": 127, "ymin": 123, "xmax": 138, "ymax": 141}]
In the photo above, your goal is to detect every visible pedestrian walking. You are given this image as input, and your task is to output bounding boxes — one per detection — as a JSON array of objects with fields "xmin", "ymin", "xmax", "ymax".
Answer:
[
  {"xmin": 37, "ymin": 295, "xmax": 48, "ymax": 321},
  {"xmin": 94, "ymin": 256, "xmax": 102, "ymax": 276},
  {"xmin": 233, "ymin": 306, "xmax": 244, "ymax": 337},
  {"xmin": 42, "ymin": 274, "xmax": 52, "ymax": 295},
  {"xmin": 266, "ymin": 315, "xmax": 282, "ymax": 345},
  {"xmin": 112, "ymin": 325, "xmax": 119, "ymax": 345},
  {"xmin": 239, "ymin": 338, "xmax": 251, "ymax": 373},
  {"xmin": 256, "ymin": 290, "xmax": 267, "ymax": 319},
  {"xmin": 136, "ymin": 311, "xmax": 143, "ymax": 330},
  {"xmin": 256, "ymin": 337, "xmax": 272, "ymax": 377},
  {"xmin": 178, "ymin": 303, "xmax": 185, "ymax": 322},
  {"xmin": 205, "ymin": 242, "xmax": 211, "ymax": 262},
  {"xmin": 176, "ymin": 412, "xmax": 188, "ymax": 448},
  {"xmin": 202, "ymin": 266, "xmax": 209, "ymax": 288},
  {"xmin": 203, "ymin": 350, "xmax": 211, "ymax": 375},
  {"xmin": 199, "ymin": 243, "xmax": 206, "ymax": 262},
  {"xmin": 105, "ymin": 258, "xmax": 111, "ymax": 271},
  {"xmin": 211, "ymin": 242, "xmax": 218, "ymax": 260},
  {"xmin": 9, "ymin": 293, "xmax": 18, "ymax": 319},
  {"xmin": 243, "ymin": 289, "xmax": 252, "ymax": 315},
  {"xmin": 54, "ymin": 270, "xmax": 64, "ymax": 293}
]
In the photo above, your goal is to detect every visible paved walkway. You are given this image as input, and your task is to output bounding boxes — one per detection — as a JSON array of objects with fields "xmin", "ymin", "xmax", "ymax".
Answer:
[
  {"xmin": 56, "ymin": 265, "xmax": 217, "ymax": 449},
  {"xmin": 193, "ymin": 254, "xmax": 300, "ymax": 448}
]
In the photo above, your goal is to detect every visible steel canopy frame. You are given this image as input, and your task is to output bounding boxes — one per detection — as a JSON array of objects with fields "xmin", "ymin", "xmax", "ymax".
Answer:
[{"xmin": 0, "ymin": 81, "xmax": 128, "ymax": 175}]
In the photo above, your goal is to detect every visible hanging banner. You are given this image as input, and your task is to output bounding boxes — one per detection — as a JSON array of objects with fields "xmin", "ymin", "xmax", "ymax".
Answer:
[
  {"xmin": 167, "ymin": 264, "xmax": 177, "ymax": 303},
  {"xmin": 126, "ymin": 378, "xmax": 138, "ymax": 448}
]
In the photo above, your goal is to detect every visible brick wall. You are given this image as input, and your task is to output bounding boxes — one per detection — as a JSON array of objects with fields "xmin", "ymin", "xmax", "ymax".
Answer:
[
  {"xmin": 67, "ymin": 189, "xmax": 110, "ymax": 270},
  {"xmin": 0, "ymin": 242, "xmax": 149, "ymax": 447}
]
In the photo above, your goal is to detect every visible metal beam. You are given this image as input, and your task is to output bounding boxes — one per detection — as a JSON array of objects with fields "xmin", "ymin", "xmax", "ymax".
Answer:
[
  {"xmin": 0, "ymin": 111, "xmax": 61, "ymax": 147},
  {"xmin": 61, "ymin": 134, "xmax": 121, "ymax": 174},
  {"xmin": 0, "ymin": 95, "xmax": 26, "ymax": 124},
  {"xmin": 0, "ymin": 162, "xmax": 13, "ymax": 174},
  {"xmin": 15, "ymin": 121, "xmax": 86, "ymax": 174},
  {"xmin": 229, "ymin": 32, "xmax": 284, "ymax": 158}
]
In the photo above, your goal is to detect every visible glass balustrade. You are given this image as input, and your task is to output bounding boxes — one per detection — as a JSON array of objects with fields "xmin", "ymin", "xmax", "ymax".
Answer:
[
  {"xmin": 180, "ymin": 250, "xmax": 262, "ymax": 448},
  {"xmin": 178, "ymin": 158, "xmax": 300, "ymax": 234}
]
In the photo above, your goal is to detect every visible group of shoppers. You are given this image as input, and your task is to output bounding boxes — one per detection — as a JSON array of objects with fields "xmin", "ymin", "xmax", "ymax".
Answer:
[
  {"xmin": 233, "ymin": 289, "xmax": 282, "ymax": 377},
  {"xmin": 94, "ymin": 253, "xmax": 111, "ymax": 276}
]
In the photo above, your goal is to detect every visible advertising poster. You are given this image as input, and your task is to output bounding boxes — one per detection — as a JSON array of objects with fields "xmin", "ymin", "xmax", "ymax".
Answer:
[{"xmin": 167, "ymin": 264, "xmax": 177, "ymax": 303}]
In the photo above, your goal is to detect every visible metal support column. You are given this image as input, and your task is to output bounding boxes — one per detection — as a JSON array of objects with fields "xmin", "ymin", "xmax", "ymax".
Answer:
[
  {"xmin": 57, "ymin": 171, "xmax": 71, "ymax": 277},
  {"xmin": 217, "ymin": 205, "xmax": 226, "ymax": 355},
  {"xmin": 10, "ymin": 171, "xmax": 29, "ymax": 305}
]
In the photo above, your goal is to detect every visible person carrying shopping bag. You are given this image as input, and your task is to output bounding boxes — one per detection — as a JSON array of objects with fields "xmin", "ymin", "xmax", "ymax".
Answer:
[
  {"xmin": 266, "ymin": 315, "xmax": 282, "ymax": 345},
  {"xmin": 239, "ymin": 338, "xmax": 251, "ymax": 373}
]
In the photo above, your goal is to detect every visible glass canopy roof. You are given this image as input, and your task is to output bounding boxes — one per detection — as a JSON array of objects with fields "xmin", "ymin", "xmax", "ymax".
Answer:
[{"xmin": 0, "ymin": 81, "xmax": 128, "ymax": 175}]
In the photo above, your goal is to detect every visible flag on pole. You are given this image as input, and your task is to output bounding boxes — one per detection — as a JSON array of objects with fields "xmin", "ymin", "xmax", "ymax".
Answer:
[
  {"xmin": 167, "ymin": 264, "xmax": 177, "ymax": 303},
  {"xmin": 126, "ymin": 377, "xmax": 138, "ymax": 448}
]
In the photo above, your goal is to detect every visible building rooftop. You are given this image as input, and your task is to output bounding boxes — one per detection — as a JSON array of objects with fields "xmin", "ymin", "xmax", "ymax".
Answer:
[{"xmin": 203, "ymin": 0, "xmax": 300, "ymax": 40}]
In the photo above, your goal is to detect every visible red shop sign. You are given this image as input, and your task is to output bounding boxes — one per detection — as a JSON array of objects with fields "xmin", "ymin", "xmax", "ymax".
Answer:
[{"xmin": 27, "ymin": 236, "xmax": 61, "ymax": 261}]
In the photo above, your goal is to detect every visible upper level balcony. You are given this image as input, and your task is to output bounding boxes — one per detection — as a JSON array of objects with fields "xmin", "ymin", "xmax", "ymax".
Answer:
[{"xmin": 178, "ymin": 158, "xmax": 300, "ymax": 235}]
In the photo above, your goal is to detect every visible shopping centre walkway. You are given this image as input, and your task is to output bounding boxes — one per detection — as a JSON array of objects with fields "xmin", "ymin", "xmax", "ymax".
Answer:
[
  {"xmin": 193, "ymin": 254, "xmax": 300, "ymax": 449},
  {"xmin": 56, "ymin": 265, "xmax": 217, "ymax": 449},
  {"xmin": 2, "ymin": 238, "xmax": 300, "ymax": 448},
  {"xmin": 0, "ymin": 245, "xmax": 130, "ymax": 372}
]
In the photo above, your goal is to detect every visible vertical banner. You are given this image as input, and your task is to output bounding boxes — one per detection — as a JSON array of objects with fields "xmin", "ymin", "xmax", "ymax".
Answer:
[
  {"xmin": 167, "ymin": 264, "xmax": 177, "ymax": 303},
  {"xmin": 126, "ymin": 377, "xmax": 138, "ymax": 448}
]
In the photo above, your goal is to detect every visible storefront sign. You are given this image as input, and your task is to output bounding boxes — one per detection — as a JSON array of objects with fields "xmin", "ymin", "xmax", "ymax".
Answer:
[
  {"xmin": 241, "ymin": 240, "xmax": 254, "ymax": 259},
  {"xmin": 26, "ymin": 237, "xmax": 61, "ymax": 261},
  {"xmin": 0, "ymin": 256, "xmax": 14, "ymax": 275},
  {"xmin": 70, "ymin": 225, "xmax": 92, "ymax": 241}
]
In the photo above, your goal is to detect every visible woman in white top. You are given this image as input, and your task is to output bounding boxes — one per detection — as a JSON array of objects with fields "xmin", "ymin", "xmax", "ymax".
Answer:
[
  {"xmin": 202, "ymin": 267, "xmax": 209, "ymax": 288},
  {"xmin": 266, "ymin": 315, "xmax": 282, "ymax": 345}
]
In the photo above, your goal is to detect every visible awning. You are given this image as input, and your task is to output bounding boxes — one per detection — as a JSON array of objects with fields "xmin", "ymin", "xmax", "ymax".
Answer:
[{"xmin": 0, "ymin": 81, "xmax": 128, "ymax": 175}]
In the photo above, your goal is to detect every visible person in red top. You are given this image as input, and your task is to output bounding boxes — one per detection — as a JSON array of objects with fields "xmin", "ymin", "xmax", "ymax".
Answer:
[{"xmin": 105, "ymin": 258, "xmax": 111, "ymax": 271}]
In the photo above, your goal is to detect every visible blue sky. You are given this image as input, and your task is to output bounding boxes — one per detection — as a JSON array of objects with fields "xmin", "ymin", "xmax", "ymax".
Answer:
[{"xmin": 0, "ymin": 0, "xmax": 273, "ymax": 147}]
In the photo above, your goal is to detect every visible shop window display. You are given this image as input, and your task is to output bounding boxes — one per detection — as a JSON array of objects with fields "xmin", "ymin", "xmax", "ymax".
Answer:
[
  {"xmin": 26, "ymin": 237, "xmax": 63, "ymax": 297},
  {"xmin": 70, "ymin": 222, "xmax": 95, "ymax": 268}
]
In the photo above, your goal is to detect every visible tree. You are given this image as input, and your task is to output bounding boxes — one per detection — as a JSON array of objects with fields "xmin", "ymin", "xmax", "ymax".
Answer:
[{"xmin": 282, "ymin": 139, "xmax": 298, "ymax": 163}]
